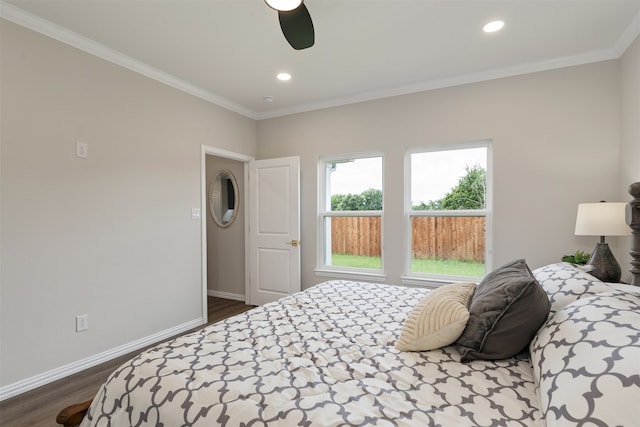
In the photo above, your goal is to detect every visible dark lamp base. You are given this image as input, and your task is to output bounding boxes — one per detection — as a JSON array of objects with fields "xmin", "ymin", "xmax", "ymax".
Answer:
[{"xmin": 587, "ymin": 243, "xmax": 622, "ymax": 283}]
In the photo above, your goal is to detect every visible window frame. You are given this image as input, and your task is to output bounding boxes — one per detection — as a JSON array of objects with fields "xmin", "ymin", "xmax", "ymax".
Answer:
[
  {"xmin": 315, "ymin": 152, "xmax": 386, "ymax": 281},
  {"xmin": 402, "ymin": 141, "xmax": 492, "ymax": 286}
]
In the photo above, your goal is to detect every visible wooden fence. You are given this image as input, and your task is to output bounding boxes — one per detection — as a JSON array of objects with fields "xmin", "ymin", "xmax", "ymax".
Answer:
[
  {"xmin": 331, "ymin": 216, "xmax": 382, "ymax": 257},
  {"xmin": 331, "ymin": 216, "xmax": 485, "ymax": 262}
]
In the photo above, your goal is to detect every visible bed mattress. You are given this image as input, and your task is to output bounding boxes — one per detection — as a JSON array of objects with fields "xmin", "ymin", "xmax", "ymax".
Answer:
[{"xmin": 83, "ymin": 280, "xmax": 542, "ymax": 426}]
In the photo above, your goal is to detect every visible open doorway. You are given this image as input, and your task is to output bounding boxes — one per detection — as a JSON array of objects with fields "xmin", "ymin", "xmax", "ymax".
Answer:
[
  {"xmin": 206, "ymin": 154, "xmax": 245, "ymax": 298},
  {"xmin": 201, "ymin": 146, "xmax": 253, "ymax": 323}
]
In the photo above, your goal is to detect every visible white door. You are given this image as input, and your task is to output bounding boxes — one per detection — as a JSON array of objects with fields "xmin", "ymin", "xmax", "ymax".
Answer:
[{"xmin": 248, "ymin": 156, "xmax": 300, "ymax": 306}]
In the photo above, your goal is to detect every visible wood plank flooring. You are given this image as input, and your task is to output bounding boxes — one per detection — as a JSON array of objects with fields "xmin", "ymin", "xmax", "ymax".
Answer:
[{"xmin": 0, "ymin": 297, "xmax": 255, "ymax": 427}]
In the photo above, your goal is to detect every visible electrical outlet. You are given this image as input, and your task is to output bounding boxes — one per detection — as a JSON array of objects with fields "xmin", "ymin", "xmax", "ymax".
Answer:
[
  {"xmin": 191, "ymin": 208, "xmax": 201, "ymax": 220},
  {"xmin": 76, "ymin": 314, "xmax": 89, "ymax": 332},
  {"xmin": 76, "ymin": 141, "xmax": 88, "ymax": 159}
]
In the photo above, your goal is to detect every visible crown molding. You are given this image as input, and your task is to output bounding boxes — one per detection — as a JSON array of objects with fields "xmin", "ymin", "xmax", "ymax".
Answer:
[
  {"xmin": 254, "ymin": 9, "xmax": 640, "ymax": 120},
  {"xmin": 2, "ymin": 1, "xmax": 638, "ymax": 122},
  {"xmin": 0, "ymin": 1, "xmax": 259, "ymax": 120},
  {"xmin": 254, "ymin": 42, "xmax": 627, "ymax": 120},
  {"xmin": 613, "ymin": 9, "xmax": 640, "ymax": 56}
]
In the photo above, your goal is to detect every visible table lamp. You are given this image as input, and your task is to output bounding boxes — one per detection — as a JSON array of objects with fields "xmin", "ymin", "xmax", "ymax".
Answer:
[{"xmin": 575, "ymin": 201, "xmax": 630, "ymax": 282}]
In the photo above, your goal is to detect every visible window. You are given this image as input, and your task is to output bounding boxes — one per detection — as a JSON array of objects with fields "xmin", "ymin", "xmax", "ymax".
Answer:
[
  {"xmin": 318, "ymin": 154, "xmax": 383, "ymax": 275},
  {"xmin": 407, "ymin": 143, "xmax": 490, "ymax": 280}
]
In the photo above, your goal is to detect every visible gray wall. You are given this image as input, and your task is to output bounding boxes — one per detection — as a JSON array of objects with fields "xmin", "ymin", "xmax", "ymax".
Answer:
[
  {"xmin": 257, "ymin": 57, "xmax": 638, "ymax": 288},
  {"xmin": 0, "ymin": 21, "xmax": 257, "ymax": 388},
  {"xmin": 206, "ymin": 155, "xmax": 246, "ymax": 298},
  {"xmin": 616, "ymin": 35, "xmax": 640, "ymax": 277}
]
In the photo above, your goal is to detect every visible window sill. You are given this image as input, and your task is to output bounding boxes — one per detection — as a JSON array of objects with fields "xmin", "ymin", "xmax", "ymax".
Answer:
[
  {"xmin": 314, "ymin": 268, "xmax": 387, "ymax": 283},
  {"xmin": 400, "ymin": 274, "xmax": 481, "ymax": 288}
]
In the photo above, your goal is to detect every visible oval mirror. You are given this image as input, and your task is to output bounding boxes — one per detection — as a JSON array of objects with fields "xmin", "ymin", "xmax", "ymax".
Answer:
[{"xmin": 208, "ymin": 169, "xmax": 239, "ymax": 228}]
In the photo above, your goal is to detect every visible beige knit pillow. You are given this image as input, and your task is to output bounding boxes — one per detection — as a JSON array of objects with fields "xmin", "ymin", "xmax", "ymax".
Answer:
[{"xmin": 396, "ymin": 282, "xmax": 476, "ymax": 352}]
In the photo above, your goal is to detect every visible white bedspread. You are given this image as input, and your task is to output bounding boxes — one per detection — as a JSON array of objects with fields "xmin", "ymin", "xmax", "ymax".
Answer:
[{"xmin": 83, "ymin": 280, "xmax": 542, "ymax": 426}]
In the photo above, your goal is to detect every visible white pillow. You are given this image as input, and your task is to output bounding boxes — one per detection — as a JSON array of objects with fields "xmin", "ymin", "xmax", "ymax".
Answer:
[
  {"xmin": 396, "ymin": 282, "xmax": 475, "ymax": 352},
  {"xmin": 532, "ymin": 262, "xmax": 615, "ymax": 314},
  {"xmin": 530, "ymin": 291, "xmax": 640, "ymax": 427}
]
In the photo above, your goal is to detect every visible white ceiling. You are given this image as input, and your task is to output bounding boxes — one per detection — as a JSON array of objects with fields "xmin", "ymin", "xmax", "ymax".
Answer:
[{"xmin": 3, "ymin": 0, "xmax": 640, "ymax": 120}]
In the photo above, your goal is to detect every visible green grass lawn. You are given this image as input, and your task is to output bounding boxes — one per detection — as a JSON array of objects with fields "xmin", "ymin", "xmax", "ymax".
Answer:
[
  {"xmin": 331, "ymin": 253, "xmax": 382, "ymax": 269},
  {"xmin": 331, "ymin": 253, "xmax": 485, "ymax": 277},
  {"xmin": 411, "ymin": 258, "xmax": 485, "ymax": 277}
]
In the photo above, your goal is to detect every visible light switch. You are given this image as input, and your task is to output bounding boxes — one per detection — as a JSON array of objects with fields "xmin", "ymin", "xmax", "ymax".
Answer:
[
  {"xmin": 76, "ymin": 314, "xmax": 88, "ymax": 332},
  {"xmin": 191, "ymin": 208, "xmax": 201, "ymax": 220},
  {"xmin": 76, "ymin": 142, "xmax": 88, "ymax": 159}
]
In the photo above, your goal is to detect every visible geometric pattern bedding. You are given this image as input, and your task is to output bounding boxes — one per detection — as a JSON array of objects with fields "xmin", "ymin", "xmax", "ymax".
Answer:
[
  {"xmin": 82, "ymin": 280, "xmax": 543, "ymax": 426},
  {"xmin": 532, "ymin": 262, "xmax": 617, "ymax": 314},
  {"xmin": 530, "ymin": 290, "xmax": 640, "ymax": 427}
]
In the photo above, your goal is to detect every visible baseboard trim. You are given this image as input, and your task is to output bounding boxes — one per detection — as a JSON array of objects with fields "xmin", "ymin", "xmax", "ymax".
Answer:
[
  {"xmin": 0, "ymin": 318, "xmax": 204, "ymax": 401},
  {"xmin": 207, "ymin": 289, "xmax": 245, "ymax": 302}
]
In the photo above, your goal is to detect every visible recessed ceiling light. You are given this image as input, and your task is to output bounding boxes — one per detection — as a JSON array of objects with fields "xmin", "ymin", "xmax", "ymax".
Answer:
[
  {"xmin": 483, "ymin": 20, "xmax": 505, "ymax": 33},
  {"xmin": 277, "ymin": 72, "xmax": 292, "ymax": 81}
]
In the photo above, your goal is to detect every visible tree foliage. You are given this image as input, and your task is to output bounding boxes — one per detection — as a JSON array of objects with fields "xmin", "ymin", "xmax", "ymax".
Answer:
[
  {"xmin": 331, "ymin": 188, "xmax": 383, "ymax": 211},
  {"xmin": 331, "ymin": 165, "xmax": 485, "ymax": 212},
  {"xmin": 413, "ymin": 165, "xmax": 486, "ymax": 211}
]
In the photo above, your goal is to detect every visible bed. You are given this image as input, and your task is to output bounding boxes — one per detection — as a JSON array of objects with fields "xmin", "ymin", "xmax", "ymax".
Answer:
[
  {"xmin": 57, "ymin": 183, "xmax": 640, "ymax": 427},
  {"xmin": 58, "ymin": 183, "xmax": 640, "ymax": 427}
]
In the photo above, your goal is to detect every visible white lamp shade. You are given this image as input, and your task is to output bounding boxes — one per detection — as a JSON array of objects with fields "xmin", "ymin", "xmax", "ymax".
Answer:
[
  {"xmin": 574, "ymin": 202, "xmax": 630, "ymax": 236},
  {"xmin": 264, "ymin": 0, "xmax": 302, "ymax": 11}
]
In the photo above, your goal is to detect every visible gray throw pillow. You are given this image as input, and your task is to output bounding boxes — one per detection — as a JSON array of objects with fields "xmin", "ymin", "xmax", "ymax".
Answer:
[{"xmin": 456, "ymin": 259, "xmax": 551, "ymax": 361}]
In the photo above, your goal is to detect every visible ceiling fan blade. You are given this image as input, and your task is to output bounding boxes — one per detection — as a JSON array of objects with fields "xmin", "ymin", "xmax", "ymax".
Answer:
[{"xmin": 278, "ymin": 3, "xmax": 314, "ymax": 50}]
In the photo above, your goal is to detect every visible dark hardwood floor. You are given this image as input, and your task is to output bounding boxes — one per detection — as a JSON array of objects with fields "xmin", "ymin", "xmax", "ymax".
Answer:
[{"xmin": 0, "ymin": 297, "xmax": 255, "ymax": 427}]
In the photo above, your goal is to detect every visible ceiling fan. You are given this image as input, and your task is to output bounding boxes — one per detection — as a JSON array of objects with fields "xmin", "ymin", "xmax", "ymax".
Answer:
[{"xmin": 265, "ymin": 0, "xmax": 315, "ymax": 50}]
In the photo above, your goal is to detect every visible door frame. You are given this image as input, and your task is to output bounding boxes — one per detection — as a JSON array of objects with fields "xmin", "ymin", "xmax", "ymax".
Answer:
[{"xmin": 200, "ymin": 145, "xmax": 254, "ymax": 323}]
